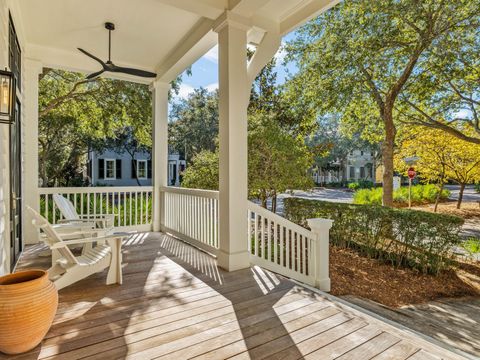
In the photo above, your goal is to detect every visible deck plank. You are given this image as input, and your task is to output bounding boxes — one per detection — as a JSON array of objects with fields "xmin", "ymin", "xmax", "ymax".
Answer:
[{"xmin": 6, "ymin": 232, "xmax": 467, "ymax": 360}]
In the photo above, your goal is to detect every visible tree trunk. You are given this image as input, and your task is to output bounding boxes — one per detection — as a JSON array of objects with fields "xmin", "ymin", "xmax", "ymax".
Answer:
[
  {"xmin": 434, "ymin": 168, "xmax": 445, "ymax": 212},
  {"xmin": 457, "ymin": 183, "xmax": 465, "ymax": 209},
  {"xmin": 271, "ymin": 193, "xmax": 277, "ymax": 214},
  {"xmin": 381, "ymin": 110, "xmax": 396, "ymax": 207},
  {"xmin": 38, "ymin": 156, "xmax": 49, "ymax": 187},
  {"xmin": 261, "ymin": 190, "xmax": 267, "ymax": 209}
]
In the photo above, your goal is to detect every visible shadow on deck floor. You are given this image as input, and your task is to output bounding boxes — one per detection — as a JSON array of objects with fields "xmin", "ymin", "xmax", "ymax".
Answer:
[{"xmin": 4, "ymin": 232, "xmax": 467, "ymax": 360}]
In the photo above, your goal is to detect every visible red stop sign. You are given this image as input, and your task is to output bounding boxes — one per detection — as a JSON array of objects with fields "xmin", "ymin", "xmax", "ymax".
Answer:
[{"xmin": 408, "ymin": 167, "xmax": 416, "ymax": 179}]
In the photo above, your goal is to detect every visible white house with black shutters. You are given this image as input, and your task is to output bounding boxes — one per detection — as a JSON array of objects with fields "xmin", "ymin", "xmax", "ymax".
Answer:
[{"xmin": 87, "ymin": 149, "xmax": 185, "ymax": 187}]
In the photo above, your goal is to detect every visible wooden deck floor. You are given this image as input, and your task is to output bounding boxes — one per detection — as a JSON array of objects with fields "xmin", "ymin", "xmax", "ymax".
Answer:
[{"xmin": 6, "ymin": 232, "xmax": 467, "ymax": 360}]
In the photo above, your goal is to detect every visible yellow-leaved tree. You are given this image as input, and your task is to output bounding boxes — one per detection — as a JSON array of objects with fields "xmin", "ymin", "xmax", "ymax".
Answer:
[{"xmin": 396, "ymin": 126, "xmax": 480, "ymax": 209}]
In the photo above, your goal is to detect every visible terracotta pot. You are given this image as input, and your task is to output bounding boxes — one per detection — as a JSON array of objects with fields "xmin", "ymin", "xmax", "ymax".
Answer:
[{"xmin": 0, "ymin": 270, "xmax": 58, "ymax": 354}]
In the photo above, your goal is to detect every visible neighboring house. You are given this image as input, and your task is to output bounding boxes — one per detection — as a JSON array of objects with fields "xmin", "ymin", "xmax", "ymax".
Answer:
[
  {"xmin": 313, "ymin": 149, "xmax": 377, "ymax": 184},
  {"xmin": 87, "ymin": 149, "xmax": 186, "ymax": 186}
]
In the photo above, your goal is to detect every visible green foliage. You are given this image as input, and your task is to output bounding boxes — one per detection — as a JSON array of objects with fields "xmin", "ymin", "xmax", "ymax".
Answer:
[
  {"xmin": 475, "ymin": 183, "xmax": 480, "ymax": 194},
  {"xmin": 284, "ymin": 198, "xmax": 464, "ymax": 274},
  {"xmin": 461, "ymin": 238, "xmax": 480, "ymax": 256},
  {"xmin": 348, "ymin": 180, "xmax": 374, "ymax": 191},
  {"xmin": 181, "ymin": 111, "xmax": 315, "ymax": 205},
  {"xmin": 248, "ymin": 111, "xmax": 314, "ymax": 208},
  {"xmin": 181, "ymin": 150, "xmax": 219, "ymax": 190},
  {"xmin": 39, "ymin": 193, "xmax": 152, "ymax": 227},
  {"xmin": 39, "ymin": 68, "xmax": 152, "ymax": 187},
  {"xmin": 354, "ymin": 185, "xmax": 450, "ymax": 205},
  {"xmin": 169, "ymin": 88, "xmax": 219, "ymax": 163},
  {"xmin": 286, "ymin": 0, "xmax": 480, "ymax": 205}
]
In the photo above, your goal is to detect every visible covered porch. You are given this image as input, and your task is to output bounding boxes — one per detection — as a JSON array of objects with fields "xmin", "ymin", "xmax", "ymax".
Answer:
[
  {"xmin": 18, "ymin": 0, "xmax": 337, "ymax": 290},
  {"xmin": 13, "ymin": 232, "xmax": 463, "ymax": 360},
  {"xmin": 0, "ymin": 0, "xmax": 469, "ymax": 358}
]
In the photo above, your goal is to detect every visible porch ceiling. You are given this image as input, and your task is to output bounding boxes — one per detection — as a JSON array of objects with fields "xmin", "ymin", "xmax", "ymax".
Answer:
[{"xmin": 16, "ymin": 0, "xmax": 340, "ymax": 83}]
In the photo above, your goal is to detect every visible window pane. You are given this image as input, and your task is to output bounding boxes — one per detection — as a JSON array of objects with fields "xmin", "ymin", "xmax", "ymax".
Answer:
[
  {"xmin": 106, "ymin": 160, "xmax": 115, "ymax": 178},
  {"xmin": 138, "ymin": 161, "xmax": 147, "ymax": 178}
]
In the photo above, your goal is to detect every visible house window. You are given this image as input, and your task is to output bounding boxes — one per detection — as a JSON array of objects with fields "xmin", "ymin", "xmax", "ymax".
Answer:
[
  {"xmin": 105, "ymin": 159, "xmax": 116, "ymax": 179},
  {"xmin": 360, "ymin": 167, "xmax": 365, "ymax": 178},
  {"xmin": 137, "ymin": 160, "xmax": 147, "ymax": 179},
  {"xmin": 349, "ymin": 166, "xmax": 355, "ymax": 179},
  {"xmin": 360, "ymin": 151, "xmax": 364, "ymax": 156}
]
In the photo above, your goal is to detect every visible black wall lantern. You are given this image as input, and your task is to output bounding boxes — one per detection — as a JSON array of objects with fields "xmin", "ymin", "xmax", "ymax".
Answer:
[{"xmin": 0, "ymin": 69, "xmax": 14, "ymax": 124}]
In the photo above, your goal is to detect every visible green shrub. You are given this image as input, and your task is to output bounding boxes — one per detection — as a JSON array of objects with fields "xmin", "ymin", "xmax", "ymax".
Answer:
[
  {"xmin": 40, "ymin": 192, "xmax": 152, "ymax": 227},
  {"xmin": 348, "ymin": 182, "xmax": 360, "ymax": 191},
  {"xmin": 284, "ymin": 198, "xmax": 464, "ymax": 274},
  {"xmin": 348, "ymin": 180, "xmax": 374, "ymax": 191},
  {"xmin": 353, "ymin": 184, "xmax": 450, "ymax": 205},
  {"xmin": 475, "ymin": 183, "xmax": 480, "ymax": 194},
  {"xmin": 354, "ymin": 188, "xmax": 383, "ymax": 205},
  {"xmin": 461, "ymin": 237, "xmax": 480, "ymax": 256}
]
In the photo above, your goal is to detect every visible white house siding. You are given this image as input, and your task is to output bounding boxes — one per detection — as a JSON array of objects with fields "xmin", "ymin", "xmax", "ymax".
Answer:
[
  {"xmin": 89, "ymin": 149, "xmax": 153, "ymax": 187},
  {"xmin": 0, "ymin": 1, "xmax": 26, "ymax": 275}
]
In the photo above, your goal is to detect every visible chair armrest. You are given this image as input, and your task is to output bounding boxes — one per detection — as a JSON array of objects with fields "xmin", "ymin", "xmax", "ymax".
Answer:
[
  {"xmin": 51, "ymin": 234, "xmax": 130, "ymax": 249},
  {"xmin": 52, "ymin": 224, "xmax": 95, "ymax": 233},
  {"xmin": 77, "ymin": 214, "xmax": 116, "ymax": 219},
  {"xmin": 57, "ymin": 229, "xmax": 109, "ymax": 238},
  {"xmin": 58, "ymin": 219, "xmax": 95, "ymax": 224}
]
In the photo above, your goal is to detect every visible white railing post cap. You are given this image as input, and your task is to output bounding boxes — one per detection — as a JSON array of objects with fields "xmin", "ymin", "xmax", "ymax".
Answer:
[{"xmin": 307, "ymin": 218, "xmax": 333, "ymax": 231}]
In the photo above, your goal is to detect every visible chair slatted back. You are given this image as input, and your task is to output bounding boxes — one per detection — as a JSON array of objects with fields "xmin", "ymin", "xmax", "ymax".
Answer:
[
  {"xmin": 27, "ymin": 206, "xmax": 78, "ymax": 265},
  {"xmin": 53, "ymin": 194, "xmax": 79, "ymax": 221}
]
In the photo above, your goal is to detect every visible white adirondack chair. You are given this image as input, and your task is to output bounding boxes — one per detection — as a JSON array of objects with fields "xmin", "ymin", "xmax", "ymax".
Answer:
[
  {"xmin": 27, "ymin": 206, "xmax": 126, "ymax": 290},
  {"xmin": 53, "ymin": 193, "xmax": 115, "ymax": 231}
]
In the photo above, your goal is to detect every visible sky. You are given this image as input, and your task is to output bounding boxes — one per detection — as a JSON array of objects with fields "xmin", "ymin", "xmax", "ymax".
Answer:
[{"xmin": 173, "ymin": 32, "xmax": 298, "ymax": 101}]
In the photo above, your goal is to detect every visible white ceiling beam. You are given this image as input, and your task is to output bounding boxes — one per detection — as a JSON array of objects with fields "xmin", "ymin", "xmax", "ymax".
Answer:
[
  {"xmin": 280, "ymin": 0, "xmax": 341, "ymax": 35},
  {"xmin": 156, "ymin": 0, "xmax": 226, "ymax": 20},
  {"xmin": 155, "ymin": 19, "xmax": 217, "ymax": 83},
  {"xmin": 228, "ymin": 0, "xmax": 271, "ymax": 17}
]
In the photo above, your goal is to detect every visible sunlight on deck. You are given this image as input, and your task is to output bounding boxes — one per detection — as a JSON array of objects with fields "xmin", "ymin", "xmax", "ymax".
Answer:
[{"xmin": 11, "ymin": 232, "xmax": 465, "ymax": 360}]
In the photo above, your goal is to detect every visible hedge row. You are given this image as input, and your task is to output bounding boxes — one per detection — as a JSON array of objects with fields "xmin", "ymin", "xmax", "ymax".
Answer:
[
  {"xmin": 284, "ymin": 198, "xmax": 464, "ymax": 274},
  {"xmin": 353, "ymin": 184, "xmax": 450, "ymax": 206}
]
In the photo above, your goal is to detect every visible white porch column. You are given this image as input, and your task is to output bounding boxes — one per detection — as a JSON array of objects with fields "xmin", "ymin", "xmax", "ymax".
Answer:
[
  {"xmin": 215, "ymin": 13, "xmax": 251, "ymax": 271},
  {"xmin": 24, "ymin": 59, "xmax": 43, "ymax": 244},
  {"xmin": 151, "ymin": 81, "xmax": 170, "ymax": 232},
  {"xmin": 307, "ymin": 218, "xmax": 333, "ymax": 292}
]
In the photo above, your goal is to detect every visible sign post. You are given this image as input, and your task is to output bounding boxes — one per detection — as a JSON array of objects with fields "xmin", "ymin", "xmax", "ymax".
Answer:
[{"xmin": 407, "ymin": 167, "xmax": 416, "ymax": 208}]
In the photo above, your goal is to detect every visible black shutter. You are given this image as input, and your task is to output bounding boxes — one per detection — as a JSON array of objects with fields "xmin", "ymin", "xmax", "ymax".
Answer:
[
  {"xmin": 131, "ymin": 159, "xmax": 137, "ymax": 178},
  {"xmin": 98, "ymin": 159, "xmax": 104, "ymax": 179},
  {"xmin": 87, "ymin": 160, "xmax": 92, "ymax": 178},
  {"xmin": 116, "ymin": 159, "xmax": 122, "ymax": 179},
  {"xmin": 147, "ymin": 160, "xmax": 152, "ymax": 179}
]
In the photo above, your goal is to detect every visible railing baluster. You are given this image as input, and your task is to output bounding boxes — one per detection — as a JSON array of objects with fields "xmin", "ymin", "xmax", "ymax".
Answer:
[
  {"xmin": 286, "ymin": 229, "xmax": 291, "ymax": 269},
  {"xmin": 280, "ymin": 225, "xmax": 284, "ymax": 267},
  {"xmin": 273, "ymin": 221, "xmax": 278, "ymax": 264},
  {"xmin": 254, "ymin": 213, "xmax": 259, "ymax": 256}
]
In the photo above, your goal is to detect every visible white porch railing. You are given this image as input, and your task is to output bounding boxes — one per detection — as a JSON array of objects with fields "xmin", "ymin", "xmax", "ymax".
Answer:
[
  {"xmin": 159, "ymin": 189, "xmax": 331, "ymax": 291},
  {"xmin": 160, "ymin": 186, "xmax": 219, "ymax": 256},
  {"xmin": 38, "ymin": 186, "xmax": 153, "ymax": 231},
  {"xmin": 248, "ymin": 201, "xmax": 332, "ymax": 290}
]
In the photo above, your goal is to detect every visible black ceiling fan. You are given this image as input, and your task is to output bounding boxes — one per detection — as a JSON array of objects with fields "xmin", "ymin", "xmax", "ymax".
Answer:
[{"xmin": 78, "ymin": 22, "xmax": 156, "ymax": 80}]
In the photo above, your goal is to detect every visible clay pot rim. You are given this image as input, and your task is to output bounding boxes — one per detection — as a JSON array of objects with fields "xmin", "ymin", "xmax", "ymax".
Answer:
[{"xmin": 0, "ymin": 270, "xmax": 48, "ymax": 288}]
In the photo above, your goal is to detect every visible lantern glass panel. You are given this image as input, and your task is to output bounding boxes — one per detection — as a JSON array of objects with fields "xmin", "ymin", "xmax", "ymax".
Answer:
[{"xmin": 0, "ymin": 74, "xmax": 11, "ymax": 116}]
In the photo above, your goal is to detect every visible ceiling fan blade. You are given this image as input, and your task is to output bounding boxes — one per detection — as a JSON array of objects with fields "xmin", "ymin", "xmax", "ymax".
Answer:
[
  {"xmin": 111, "ymin": 65, "xmax": 157, "ymax": 78},
  {"xmin": 78, "ymin": 48, "xmax": 106, "ymax": 66},
  {"xmin": 86, "ymin": 69, "xmax": 105, "ymax": 80}
]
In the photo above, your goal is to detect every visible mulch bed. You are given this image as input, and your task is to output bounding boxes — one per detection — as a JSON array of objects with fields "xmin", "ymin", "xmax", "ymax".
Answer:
[
  {"xmin": 413, "ymin": 201, "xmax": 480, "ymax": 220},
  {"xmin": 330, "ymin": 245, "xmax": 480, "ymax": 308}
]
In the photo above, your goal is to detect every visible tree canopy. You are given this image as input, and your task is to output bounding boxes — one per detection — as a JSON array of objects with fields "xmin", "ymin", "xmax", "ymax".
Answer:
[
  {"xmin": 168, "ymin": 88, "xmax": 219, "ymax": 163},
  {"xmin": 39, "ymin": 68, "xmax": 152, "ymax": 186},
  {"xmin": 396, "ymin": 126, "xmax": 480, "ymax": 208},
  {"xmin": 286, "ymin": 0, "xmax": 480, "ymax": 206}
]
